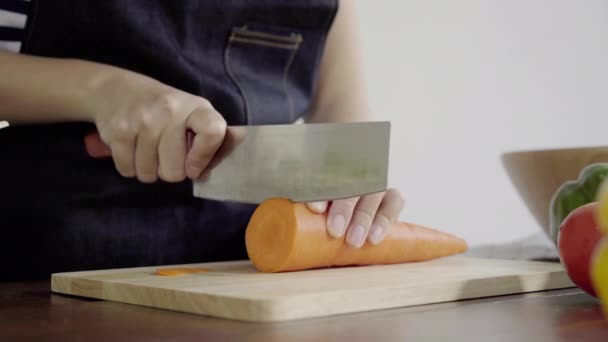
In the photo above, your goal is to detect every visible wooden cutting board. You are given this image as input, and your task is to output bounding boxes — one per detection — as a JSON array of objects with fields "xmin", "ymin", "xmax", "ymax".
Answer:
[{"xmin": 51, "ymin": 256, "xmax": 575, "ymax": 322}]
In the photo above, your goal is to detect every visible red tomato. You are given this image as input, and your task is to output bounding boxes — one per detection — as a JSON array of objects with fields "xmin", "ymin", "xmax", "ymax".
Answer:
[{"xmin": 558, "ymin": 202, "xmax": 603, "ymax": 297}]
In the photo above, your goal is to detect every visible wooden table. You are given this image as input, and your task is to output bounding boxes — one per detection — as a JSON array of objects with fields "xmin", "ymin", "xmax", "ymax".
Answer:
[{"xmin": 1, "ymin": 280, "xmax": 607, "ymax": 341}]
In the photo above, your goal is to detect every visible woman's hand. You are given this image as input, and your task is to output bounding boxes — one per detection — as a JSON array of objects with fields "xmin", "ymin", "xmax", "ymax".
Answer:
[
  {"xmin": 0, "ymin": 50, "xmax": 224, "ymax": 183},
  {"xmin": 87, "ymin": 67, "xmax": 226, "ymax": 183},
  {"xmin": 306, "ymin": 189, "xmax": 405, "ymax": 247},
  {"xmin": 301, "ymin": 2, "xmax": 405, "ymax": 247}
]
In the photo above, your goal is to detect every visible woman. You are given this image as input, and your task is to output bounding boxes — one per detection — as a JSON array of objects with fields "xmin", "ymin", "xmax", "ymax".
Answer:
[{"xmin": 0, "ymin": 0, "xmax": 404, "ymax": 280}]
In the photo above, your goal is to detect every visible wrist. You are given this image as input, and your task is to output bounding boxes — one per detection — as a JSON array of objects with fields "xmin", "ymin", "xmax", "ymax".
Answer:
[
  {"xmin": 76, "ymin": 61, "xmax": 162, "ymax": 125},
  {"xmin": 65, "ymin": 59, "xmax": 123, "ymax": 123}
]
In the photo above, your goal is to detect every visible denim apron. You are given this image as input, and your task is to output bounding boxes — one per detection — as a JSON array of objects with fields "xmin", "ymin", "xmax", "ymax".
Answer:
[{"xmin": 0, "ymin": 0, "xmax": 337, "ymax": 280}]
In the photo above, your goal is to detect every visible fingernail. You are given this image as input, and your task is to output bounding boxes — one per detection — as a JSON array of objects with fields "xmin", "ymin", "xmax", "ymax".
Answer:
[
  {"xmin": 328, "ymin": 215, "xmax": 346, "ymax": 237},
  {"xmin": 308, "ymin": 201, "xmax": 327, "ymax": 213},
  {"xmin": 368, "ymin": 225, "xmax": 385, "ymax": 245},
  {"xmin": 347, "ymin": 224, "xmax": 366, "ymax": 247}
]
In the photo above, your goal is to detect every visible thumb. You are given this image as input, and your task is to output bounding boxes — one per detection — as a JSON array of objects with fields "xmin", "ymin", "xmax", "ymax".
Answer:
[{"xmin": 306, "ymin": 201, "xmax": 328, "ymax": 213}]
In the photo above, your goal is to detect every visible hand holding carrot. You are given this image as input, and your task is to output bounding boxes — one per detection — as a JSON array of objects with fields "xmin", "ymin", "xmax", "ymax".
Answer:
[
  {"xmin": 249, "ymin": 198, "xmax": 465, "ymax": 273},
  {"xmin": 306, "ymin": 189, "xmax": 405, "ymax": 248}
]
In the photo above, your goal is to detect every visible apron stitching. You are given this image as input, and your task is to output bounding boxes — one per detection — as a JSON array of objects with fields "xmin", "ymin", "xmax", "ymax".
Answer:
[
  {"xmin": 232, "ymin": 26, "xmax": 303, "ymax": 43},
  {"xmin": 281, "ymin": 38, "xmax": 303, "ymax": 121},
  {"xmin": 228, "ymin": 37, "xmax": 299, "ymax": 50},
  {"xmin": 224, "ymin": 35, "xmax": 250, "ymax": 125}
]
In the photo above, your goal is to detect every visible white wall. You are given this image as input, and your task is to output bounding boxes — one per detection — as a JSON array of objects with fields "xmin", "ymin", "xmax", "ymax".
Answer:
[{"xmin": 355, "ymin": 0, "xmax": 608, "ymax": 246}]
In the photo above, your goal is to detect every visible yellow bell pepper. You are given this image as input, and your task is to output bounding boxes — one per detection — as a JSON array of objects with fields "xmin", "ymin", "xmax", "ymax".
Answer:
[
  {"xmin": 592, "ymin": 179, "xmax": 608, "ymax": 315},
  {"xmin": 598, "ymin": 180, "xmax": 608, "ymax": 234}
]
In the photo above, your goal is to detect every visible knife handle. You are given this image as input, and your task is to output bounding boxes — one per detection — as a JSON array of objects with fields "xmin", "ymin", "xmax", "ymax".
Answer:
[
  {"xmin": 84, "ymin": 131, "xmax": 111, "ymax": 158},
  {"xmin": 84, "ymin": 130, "xmax": 195, "ymax": 158}
]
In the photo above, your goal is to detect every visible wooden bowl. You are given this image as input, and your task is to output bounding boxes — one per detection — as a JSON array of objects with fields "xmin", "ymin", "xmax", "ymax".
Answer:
[{"xmin": 501, "ymin": 146, "xmax": 608, "ymax": 239}]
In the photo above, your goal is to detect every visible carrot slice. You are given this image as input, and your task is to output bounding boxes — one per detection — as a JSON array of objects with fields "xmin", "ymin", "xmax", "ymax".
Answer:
[
  {"xmin": 245, "ymin": 198, "xmax": 468, "ymax": 272},
  {"xmin": 154, "ymin": 268, "xmax": 209, "ymax": 276}
]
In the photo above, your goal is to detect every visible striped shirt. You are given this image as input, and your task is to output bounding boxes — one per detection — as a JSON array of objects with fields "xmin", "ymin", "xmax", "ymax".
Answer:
[{"xmin": 0, "ymin": 0, "xmax": 31, "ymax": 53}]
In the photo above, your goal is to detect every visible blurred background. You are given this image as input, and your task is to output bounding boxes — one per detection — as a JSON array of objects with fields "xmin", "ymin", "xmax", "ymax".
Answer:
[{"xmin": 354, "ymin": 0, "xmax": 608, "ymax": 253}]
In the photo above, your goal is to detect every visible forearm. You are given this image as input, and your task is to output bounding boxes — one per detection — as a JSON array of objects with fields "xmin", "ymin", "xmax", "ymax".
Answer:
[
  {"xmin": 305, "ymin": 0, "xmax": 372, "ymax": 123},
  {"xmin": 0, "ymin": 50, "xmax": 111, "ymax": 124}
]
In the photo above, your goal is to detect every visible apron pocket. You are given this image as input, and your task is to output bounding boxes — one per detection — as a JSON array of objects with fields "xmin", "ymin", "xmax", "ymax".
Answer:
[{"xmin": 224, "ymin": 23, "xmax": 303, "ymax": 125}]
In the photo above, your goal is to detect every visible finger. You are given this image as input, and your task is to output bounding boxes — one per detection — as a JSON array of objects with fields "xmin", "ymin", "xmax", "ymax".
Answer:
[
  {"xmin": 158, "ymin": 121, "xmax": 187, "ymax": 182},
  {"xmin": 185, "ymin": 106, "xmax": 227, "ymax": 179},
  {"xmin": 306, "ymin": 201, "xmax": 328, "ymax": 213},
  {"xmin": 110, "ymin": 138, "xmax": 136, "ymax": 178},
  {"xmin": 134, "ymin": 114, "xmax": 163, "ymax": 183},
  {"xmin": 326, "ymin": 197, "xmax": 360, "ymax": 238},
  {"xmin": 368, "ymin": 189, "xmax": 406, "ymax": 245},
  {"xmin": 345, "ymin": 192, "xmax": 384, "ymax": 248},
  {"xmin": 105, "ymin": 121, "xmax": 136, "ymax": 178}
]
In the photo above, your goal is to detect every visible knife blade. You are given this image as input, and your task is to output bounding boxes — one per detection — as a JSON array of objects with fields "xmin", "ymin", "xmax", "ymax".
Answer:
[{"xmin": 84, "ymin": 121, "xmax": 390, "ymax": 204}]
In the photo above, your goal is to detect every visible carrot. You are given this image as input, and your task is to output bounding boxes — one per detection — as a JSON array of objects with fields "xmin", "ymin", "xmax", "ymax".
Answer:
[
  {"xmin": 245, "ymin": 198, "xmax": 469, "ymax": 273},
  {"xmin": 154, "ymin": 268, "xmax": 209, "ymax": 276}
]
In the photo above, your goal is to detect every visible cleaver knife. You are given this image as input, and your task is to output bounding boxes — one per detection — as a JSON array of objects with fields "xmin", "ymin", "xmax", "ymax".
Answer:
[{"xmin": 84, "ymin": 121, "xmax": 390, "ymax": 204}]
